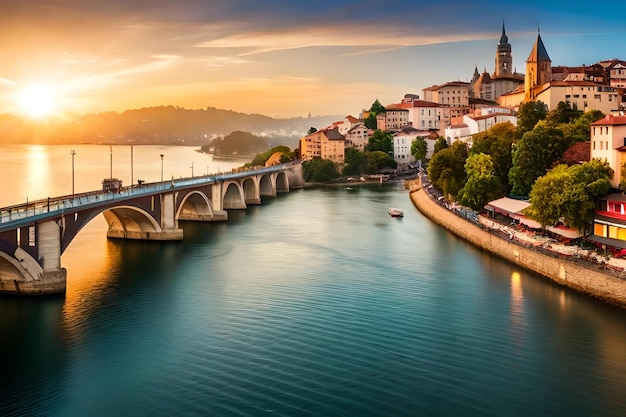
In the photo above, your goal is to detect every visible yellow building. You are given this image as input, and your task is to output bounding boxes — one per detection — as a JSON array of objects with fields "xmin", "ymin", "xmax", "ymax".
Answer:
[{"xmin": 299, "ymin": 128, "xmax": 345, "ymax": 164}]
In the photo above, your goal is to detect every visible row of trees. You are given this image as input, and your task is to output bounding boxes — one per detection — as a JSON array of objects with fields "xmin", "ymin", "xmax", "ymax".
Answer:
[{"xmin": 427, "ymin": 101, "xmax": 609, "ymax": 231}]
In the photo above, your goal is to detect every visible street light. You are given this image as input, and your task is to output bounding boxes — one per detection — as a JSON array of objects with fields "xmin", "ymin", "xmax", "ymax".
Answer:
[
  {"xmin": 160, "ymin": 154, "xmax": 164, "ymax": 182},
  {"xmin": 71, "ymin": 149, "xmax": 76, "ymax": 197}
]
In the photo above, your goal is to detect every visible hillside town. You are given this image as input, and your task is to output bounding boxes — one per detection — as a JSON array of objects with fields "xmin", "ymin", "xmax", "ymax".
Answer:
[{"xmin": 298, "ymin": 24, "xmax": 626, "ymax": 256}]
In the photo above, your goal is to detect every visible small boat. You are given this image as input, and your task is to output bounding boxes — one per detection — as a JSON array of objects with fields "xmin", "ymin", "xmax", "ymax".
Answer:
[{"xmin": 388, "ymin": 208, "xmax": 403, "ymax": 217}]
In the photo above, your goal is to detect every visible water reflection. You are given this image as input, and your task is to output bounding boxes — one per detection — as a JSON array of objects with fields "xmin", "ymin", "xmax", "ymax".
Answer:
[
  {"xmin": 24, "ymin": 145, "xmax": 51, "ymax": 203},
  {"xmin": 510, "ymin": 271, "xmax": 525, "ymax": 347}
]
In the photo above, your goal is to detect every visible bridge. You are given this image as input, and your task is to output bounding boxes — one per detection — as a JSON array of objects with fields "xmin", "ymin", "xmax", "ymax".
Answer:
[{"xmin": 0, "ymin": 162, "xmax": 304, "ymax": 295}]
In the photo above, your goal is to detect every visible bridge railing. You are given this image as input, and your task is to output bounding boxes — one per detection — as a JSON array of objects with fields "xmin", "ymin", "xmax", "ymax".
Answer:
[{"xmin": 0, "ymin": 162, "xmax": 296, "ymax": 225}]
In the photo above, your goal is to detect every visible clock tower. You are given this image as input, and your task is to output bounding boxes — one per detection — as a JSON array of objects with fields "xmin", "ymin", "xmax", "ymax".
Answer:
[{"xmin": 495, "ymin": 21, "xmax": 512, "ymax": 77}]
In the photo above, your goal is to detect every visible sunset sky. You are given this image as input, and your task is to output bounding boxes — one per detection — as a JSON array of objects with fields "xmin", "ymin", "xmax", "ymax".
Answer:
[{"xmin": 1, "ymin": 0, "xmax": 624, "ymax": 119}]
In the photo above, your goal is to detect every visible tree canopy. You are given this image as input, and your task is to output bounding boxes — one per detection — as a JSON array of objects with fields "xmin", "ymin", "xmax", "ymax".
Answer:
[
  {"xmin": 458, "ymin": 153, "xmax": 502, "ymax": 211},
  {"xmin": 366, "ymin": 151, "xmax": 397, "ymax": 173},
  {"xmin": 302, "ymin": 157, "xmax": 340, "ymax": 182},
  {"xmin": 508, "ymin": 122, "xmax": 572, "ymax": 196},
  {"xmin": 411, "ymin": 137, "xmax": 427, "ymax": 162},
  {"xmin": 365, "ymin": 129, "xmax": 393, "ymax": 153},
  {"xmin": 526, "ymin": 159, "xmax": 613, "ymax": 231},
  {"xmin": 343, "ymin": 147, "xmax": 368, "ymax": 175},
  {"xmin": 363, "ymin": 99, "xmax": 385, "ymax": 130},
  {"xmin": 433, "ymin": 137, "xmax": 449, "ymax": 156},
  {"xmin": 516, "ymin": 100, "xmax": 548, "ymax": 136},
  {"xmin": 470, "ymin": 122, "xmax": 515, "ymax": 193},
  {"xmin": 427, "ymin": 141, "xmax": 468, "ymax": 198}
]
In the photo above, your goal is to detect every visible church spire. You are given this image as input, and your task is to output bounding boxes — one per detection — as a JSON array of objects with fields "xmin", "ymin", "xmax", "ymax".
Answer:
[{"xmin": 495, "ymin": 20, "xmax": 512, "ymax": 76}]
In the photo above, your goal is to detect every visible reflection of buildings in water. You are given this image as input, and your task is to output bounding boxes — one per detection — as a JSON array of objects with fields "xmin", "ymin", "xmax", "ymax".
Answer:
[{"xmin": 510, "ymin": 271, "xmax": 525, "ymax": 347}]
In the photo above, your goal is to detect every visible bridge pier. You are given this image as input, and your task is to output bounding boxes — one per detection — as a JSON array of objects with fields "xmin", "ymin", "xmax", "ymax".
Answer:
[{"xmin": 0, "ymin": 220, "xmax": 67, "ymax": 295}]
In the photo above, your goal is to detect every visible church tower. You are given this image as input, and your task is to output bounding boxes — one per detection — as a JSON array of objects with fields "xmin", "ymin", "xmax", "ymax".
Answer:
[
  {"xmin": 525, "ymin": 30, "xmax": 552, "ymax": 100},
  {"xmin": 495, "ymin": 21, "xmax": 512, "ymax": 76}
]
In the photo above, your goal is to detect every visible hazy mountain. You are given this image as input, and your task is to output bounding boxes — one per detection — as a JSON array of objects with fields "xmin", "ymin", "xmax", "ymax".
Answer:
[{"xmin": 0, "ymin": 106, "xmax": 344, "ymax": 148}]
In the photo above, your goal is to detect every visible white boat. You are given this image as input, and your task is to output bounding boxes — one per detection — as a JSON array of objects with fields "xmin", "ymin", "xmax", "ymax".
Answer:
[{"xmin": 388, "ymin": 208, "xmax": 404, "ymax": 217}]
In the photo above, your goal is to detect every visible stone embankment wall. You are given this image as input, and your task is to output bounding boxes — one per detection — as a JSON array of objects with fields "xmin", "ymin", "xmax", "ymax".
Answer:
[{"xmin": 408, "ymin": 180, "xmax": 626, "ymax": 308}]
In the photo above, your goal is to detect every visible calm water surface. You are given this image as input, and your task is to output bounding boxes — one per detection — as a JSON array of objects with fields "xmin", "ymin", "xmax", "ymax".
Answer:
[{"xmin": 1, "ymin": 146, "xmax": 626, "ymax": 416}]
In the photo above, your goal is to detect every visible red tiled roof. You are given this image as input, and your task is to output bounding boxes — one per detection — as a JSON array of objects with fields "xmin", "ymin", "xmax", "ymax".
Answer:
[{"xmin": 591, "ymin": 115, "xmax": 626, "ymax": 126}]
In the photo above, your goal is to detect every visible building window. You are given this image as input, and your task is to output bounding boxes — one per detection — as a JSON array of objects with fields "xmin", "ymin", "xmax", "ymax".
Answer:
[{"xmin": 594, "ymin": 94, "xmax": 601, "ymax": 100}]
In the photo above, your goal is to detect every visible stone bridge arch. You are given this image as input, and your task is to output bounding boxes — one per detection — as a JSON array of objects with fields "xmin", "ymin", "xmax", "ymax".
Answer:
[
  {"xmin": 242, "ymin": 177, "xmax": 261, "ymax": 204},
  {"xmin": 276, "ymin": 171, "xmax": 290, "ymax": 193},
  {"xmin": 177, "ymin": 191, "xmax": 215, "ymax": 221},
  {"xmin": 103, "ymin": 205, "xmax": 169, "ymax": 240},
  {"xmin": 222, "ymin": 181, "xmax": 247, "ymax": 210}
]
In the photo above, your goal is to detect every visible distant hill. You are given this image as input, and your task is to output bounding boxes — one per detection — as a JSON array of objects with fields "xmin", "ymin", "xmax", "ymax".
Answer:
[{"xmin": 0, "ymin": 106, "xmax": 343, "ymax": 148}]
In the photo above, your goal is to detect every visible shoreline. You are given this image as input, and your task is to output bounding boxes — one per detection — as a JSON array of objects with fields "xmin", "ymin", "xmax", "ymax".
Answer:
[{"xmin": 407, "ymin": 178, "xmax": 626, "ymax": 309}]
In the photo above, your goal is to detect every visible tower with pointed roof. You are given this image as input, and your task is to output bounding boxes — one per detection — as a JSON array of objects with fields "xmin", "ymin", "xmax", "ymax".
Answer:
[
  {"xmin": 495, "ymin": 22, "xmax": 512, "ymax": 76},
  {"xmin": 525, "ymin": 30, "xmax": 552, "ymax": 100}
]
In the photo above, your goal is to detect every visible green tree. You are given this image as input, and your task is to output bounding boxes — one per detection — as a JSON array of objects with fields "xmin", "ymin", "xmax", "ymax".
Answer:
[
  {"xmin": 411, "ymin": 137, "xmax": 427, "ymax": 162},
  {"xmin": 364, "ymin": 113, "xmax": 378, "ymax": 130},
  {"xmin": 526, "ymin": 159, "xmax": 612, "ymax": 231},
  {"xmin": 369, "ymin": 99, "xmax": 385, "ymax": 114},
  {"xmin": 508, "ymin": 122, "xmax": 572, "ymax": 196},
  {"xmin": 516, "ymin": 100, "xmax": 548, "ymax": 136},
  {"xmin": 433, "ymin": 136, "xmax": 448, "ymax": 155},
  {"xmin": 458, "ymin": 153, "xmax": 502, "ymax": 211},
  {"xmin": 307, "ymin": 127, "xmax": 318, "ymax": 135},
  {"xmin": 545, "ymin": 101, "xmax": 582, "ymax": 125},
  {"xmin": 427, "ymin": 141, "xmax": 468, "ymax": 198},
  {"xmin": 559, "ymin": 109, "xmax": 605, "ymax": 143},
  {"xmin": 365, "ymin": 129, "xmax": 393, "ymax": 153},
  {"xmin": 365, "ymin": 151, "xmax": 397, "ymax": 173},
  {"xmin": 362, "ymin": 99, "xmax": 386, "ymax": 130},
  {"xmin": 470, "ymin": 122, "xmax": 516, "ymax": 193},
  {"xmin": 343, "ymin": 147, "xmax": 368, "ymax": 175},
  {"xmin": 302, "ymin": 157, "xmax": 340, "ymax": 182}
]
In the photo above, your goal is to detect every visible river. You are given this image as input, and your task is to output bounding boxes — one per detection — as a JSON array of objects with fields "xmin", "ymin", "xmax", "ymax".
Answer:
[{"xmin": 1, "ymin": 145, "xmax": 626, "ymax": 417}]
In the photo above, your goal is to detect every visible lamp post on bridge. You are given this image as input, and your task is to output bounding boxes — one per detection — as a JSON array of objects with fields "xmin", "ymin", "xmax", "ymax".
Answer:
[
  {"xmin": 160, "ymin": 154, "xmax": 164, "ymax": 182},
  {"xmin": 71, "ymin": 149, "xmax": 76, "ymax": 198}
]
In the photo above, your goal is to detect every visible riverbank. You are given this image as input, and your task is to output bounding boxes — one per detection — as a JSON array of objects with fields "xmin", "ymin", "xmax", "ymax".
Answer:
[{"xmin": 407, "ymin": 178, "xmax": 626, "ymax": 308}]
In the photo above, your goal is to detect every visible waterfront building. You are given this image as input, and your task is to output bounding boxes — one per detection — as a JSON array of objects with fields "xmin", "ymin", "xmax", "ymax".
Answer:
[
  {"xmin": 391, "ymin": 126, "xmax": 427, "ymax": 166},
  {"xmin": 589, "ymin": 114, "xmax": 626, "ymax": 188},
  {"xmin": 345, "ymin": 123, "xmax": 370, "ymax": 152},
  {"xmin": 320, "ymin": 128, "xmax": 345, "ymax": 164},
  {"xmin": 591, "ymin": 193, "xmax": 626, "ymax": 251}
]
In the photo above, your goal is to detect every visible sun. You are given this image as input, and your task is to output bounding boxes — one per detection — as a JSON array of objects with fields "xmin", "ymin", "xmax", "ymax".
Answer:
[{"xmin": 19, "ymin": 85, "xmax": 57, "ymax": 119}]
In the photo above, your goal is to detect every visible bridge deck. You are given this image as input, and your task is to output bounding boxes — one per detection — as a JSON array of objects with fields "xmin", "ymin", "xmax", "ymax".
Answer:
[{"xmin": 0, "ymin": 163, "xmax": 293, "ymax": 231}]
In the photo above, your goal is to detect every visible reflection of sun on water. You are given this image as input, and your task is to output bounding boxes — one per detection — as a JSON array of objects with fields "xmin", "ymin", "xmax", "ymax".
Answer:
[
  {"xmin": 25, "ymin": 145, "xmax": 51, "ymax": 201},
  {"xmin": 62, "ymin": 217, "xmax": 121, "ymax": 335},
  {"xmin": 510, "ymin": 272, "xmax": 525, "ymax": 346}
]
